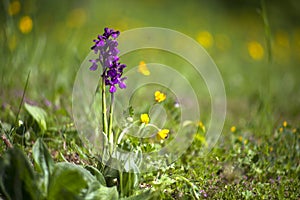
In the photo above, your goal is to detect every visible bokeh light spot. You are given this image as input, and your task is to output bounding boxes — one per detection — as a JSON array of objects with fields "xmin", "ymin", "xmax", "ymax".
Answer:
[
  {"xmin": 8, "ymin": 1, "xmax": 21, "ymax": 16},
  {"xmin": 197, "ymin": 31, "xmax": 214, "ymax": 48},
  {"xmin": 19, "ymin": 16, "xmax": 33, "ymax": 34},
  {"xmin": 247, "ymin": 41, "xmax": 264, "ymax": 60}
]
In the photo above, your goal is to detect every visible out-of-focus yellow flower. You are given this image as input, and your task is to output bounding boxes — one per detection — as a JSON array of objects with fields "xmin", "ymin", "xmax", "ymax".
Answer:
[
  {"xmin": 279, "ymin": 127, "xmax": 283, "ymax": 133},
  {"xmin": 198, "ymin": 121, "xmax": 206, "ymax": 133},
  {"xmin": 247, "ymin": 41, "xmax": 264, "ymax": 60},
  {"xmin": 283, "ymin": 121, "xmax": 288, "ymax": 127},
  {"xmin": 238, "ymin": 136, "xmax": 243, "ymax": 142},
  {"xmin": 269, "ymin": 147, "xmax": 273, "ymax": 152},
  {"xmin": 243, "ymin": 139, "xmax": 248, "ymax": 145},
  {"xmin": 230, "ymin": 126, "xmax": 236, "ymax": 133},
  {"xmin": 140, "ymin": 113, "xmax": 150, "ymax": 124},
  {"xmin": 19, "ymin": 16, "xmax": 33, "ymax": 34},
  {"xmin": 138, "ymin": 61, "xmax": 150, "ymax": 76},
  {"xmin": 155, "ymin": 91, "xmax": 166, "ymax": 103},
  {"xmin": 8, "ymin": 1, "xmax": 21, "ymax": 16},
  {"xmin": 8, "ymin": 34, "xmax": 17, "ymax": 51},
  {"xmin": 157, "ymin": 129, "xmax": 169, "ymax": 140},
  {"xmin": 197, "ymin": 31, "xmax": 214, "ymax": 48},
  {"xmin": 67, "ymin": 8, "xmax": 87, "ymax": 28},
  {"xmin": 292, "ymin": 128, "xmax": 297, "ymax": 134}
]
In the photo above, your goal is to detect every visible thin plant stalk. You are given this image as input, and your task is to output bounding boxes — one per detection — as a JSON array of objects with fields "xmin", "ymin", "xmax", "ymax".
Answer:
[
  {"xmin": 102, "ymin": 78, "xmax": 108, "ymax": 135},
  {"xmin": 14, "ymin": 70, "xmax": 31, "ymax": 129},
  {"xmin": 108, "ymin": 93, "xmax": 115, "ymax": 155}
]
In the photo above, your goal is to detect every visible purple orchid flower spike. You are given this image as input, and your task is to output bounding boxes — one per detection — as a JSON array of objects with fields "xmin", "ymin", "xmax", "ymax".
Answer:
[{"xmin": 89, "ymin": 27, "xmax": 126, "ymax": 93}]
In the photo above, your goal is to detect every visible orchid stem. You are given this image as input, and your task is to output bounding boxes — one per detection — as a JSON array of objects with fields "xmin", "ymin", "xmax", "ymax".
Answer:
[
  {"xmin": 102, "ymin": 78, "xmax": 108, "ymax": 135},
  {"xmin": 108, "ymin": 93, "xmax": 114, "ymax": 155}
]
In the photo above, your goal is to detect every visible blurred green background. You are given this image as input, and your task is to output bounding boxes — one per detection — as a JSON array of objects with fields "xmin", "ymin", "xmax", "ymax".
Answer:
[{"xmin": 1, "ymin": 0, "xmax": 300, "ymax": 129}]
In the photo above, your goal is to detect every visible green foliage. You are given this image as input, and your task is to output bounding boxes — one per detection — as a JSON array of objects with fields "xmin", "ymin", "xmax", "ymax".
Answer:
[
  {"xmin": 1, "ymin": 1, "xmax": 300, "ymax": 199},
  {"xmin": 48, "ymin": 162, "xmax": 100, "ymax": 200},
  {"xmin": 85, "ymin": 186, "xmax": 118, "ymax": 200},
  {"xmin": 24, "ymin": 103, "xmax": 47, "ymax": 131},
  {"xmin": 0, "ymin": 147, "xmax": 41, "ymax": 200},
  {"xmin": 32, "ymin": 138, "xmax": 54, "ymax": 194}
]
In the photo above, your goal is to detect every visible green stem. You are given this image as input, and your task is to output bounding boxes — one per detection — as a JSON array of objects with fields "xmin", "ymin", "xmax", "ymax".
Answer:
[
  {"xmin": 108, "ymin": 93, "xmax": 114, "ymax": 155},
  {"xmin": 13, "ymin": 70, "xmax": 31, "ymax": 131},
  {"xmin": 102, "ymin": 78, "xmax": 108, "ymax": 135},
  {"xmin": 119, "ymin": 170, "xmax": 123, "ymax": 197}
]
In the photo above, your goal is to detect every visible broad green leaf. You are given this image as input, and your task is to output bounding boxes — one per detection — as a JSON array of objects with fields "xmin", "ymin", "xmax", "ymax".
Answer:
[
  {"xmin": 48, "ymin": 162, "xmax": 99, "ymax": 200},
  {"xmin": 85, "ymin": 165, "xmax": 106, "ymax": 186},
  {"xmin": 0, "ymin": 148, "xmax": 42, "ymax": 200},
  {"xmin": 32, "ymin": 138, "xmax": 54, "ymax": 193},
  {"xmin": 85, "ymin": 186, "xmax": 118, "ymax": 200},
  {"xmin": 24, "ymin": 103, "xmax": 47, "ymax": 131}
]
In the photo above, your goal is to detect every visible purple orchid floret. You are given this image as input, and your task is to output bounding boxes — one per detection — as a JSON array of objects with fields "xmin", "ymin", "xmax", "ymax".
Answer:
[{"xmin": 89, "ymin": 27, "xmax": 126, "ymax": 93}]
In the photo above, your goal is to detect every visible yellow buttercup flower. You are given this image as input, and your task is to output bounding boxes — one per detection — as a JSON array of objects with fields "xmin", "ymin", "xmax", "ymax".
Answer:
[
  {"xmin": 247, "ymin": 41, "xmax": 264, "ymax": 60},
  {"xmin": 19, "ymin": 16, "xmax": 33, "ymax": 34},
  {"xmin": 279, "ymin": 127, "xmax": 283, "ymax": 133},
  {"xmin": 155, "ymin": 91, "xmax": 166, "ymax": 103},
  {"xmin": 140, "ymin": 113, "xmax": 150, "ymax": 124},
  {"xmin": 238, "ymin": 136, "xmax": 243, "ymax": 142},
  {"xmin": 230, "ymin": 126, "xmax": 236, "ymax": 133},
  {"xmin": 157, "ymin": 129, "xmax": 169, "ymax": 140},
  {"xmin": 197, "ymin": 31, "xmax": 214, "ymax": 48},
  {"xmin": 138, "ymin": 61, "xmax": 150, "ymax": 76},
  {"xmin": 8, "ymin": 1, "xmax": 21, "ymax": 16},
  {"xmin": 283, "ymin": 121, "xmax": 288, "ymax": 127}
]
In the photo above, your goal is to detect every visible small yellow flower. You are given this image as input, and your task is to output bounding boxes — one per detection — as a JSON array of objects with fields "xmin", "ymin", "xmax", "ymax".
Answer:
[
  {"xmin": 230, "ymin": 126, "xmax": 236, "ymax": 133},
  {"xmin": 292, "ymin": 128, "xmax": 297, "ymax": 134},
  {"xmin": 8, "ymin": 1, "xmax": 21, "ymax": 16},
  {"xmin": 138, "ymin": 61, "xmax": 150, "ymax": 76},
  {"xmin": 197, "ymin": 31, "xmax": 214, "ymax": 48},
  {"xmin": 283, "ymin": 121, "xmax": 288, "ymax": 127},
  {"xmin": 155, "ymin": 91, "xmax": 166, "ymax": 103},
  {"xmin": 19, "ymin": 16, "xmax": 33, "ymax": 34},
  {"xmin": 157, "ymin": 129, "xmax": 169, "ymax": 140},
  {"xmin": 243, "ymin": 139, "xmax": 248, "ymax": 145},
  {"xmin": 279, "ymin": 127, "xmax": 283, "ymax": 133},
  {"xmin": 269, "ymin": 147, "xmax": 273, "ymax": 152},
  {"xmin": 247, "ymin": 41, "xmax": 264, "ymax": 61},
  {"xmin": 238, "ymin": 136, "xmax": 243, "ymax": 142},
  {"xmin": 198, "ymin": 121, "xmax": 206, "ymax": 132},
  {"xmin": 140, "ymin": 113, "xmax": 150, "ymax": 124}
]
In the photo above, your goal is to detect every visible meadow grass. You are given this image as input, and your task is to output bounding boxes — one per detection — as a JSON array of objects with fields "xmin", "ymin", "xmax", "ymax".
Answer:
[{"xmin": 0, "ymin": 0, "xmax": 299, "ymax": 199}]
